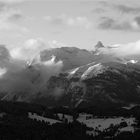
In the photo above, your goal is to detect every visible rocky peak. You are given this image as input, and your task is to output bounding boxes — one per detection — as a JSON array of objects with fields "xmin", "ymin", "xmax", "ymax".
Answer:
[{"xmin": 94, "ymin": 41, "xmax": 104, "ymax": 51}]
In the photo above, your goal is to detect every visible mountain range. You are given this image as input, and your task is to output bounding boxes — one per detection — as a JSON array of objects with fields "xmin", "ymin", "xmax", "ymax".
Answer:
[{"xmin": 0, "ymin": 41, "xmax": 140, "ymax": 109}]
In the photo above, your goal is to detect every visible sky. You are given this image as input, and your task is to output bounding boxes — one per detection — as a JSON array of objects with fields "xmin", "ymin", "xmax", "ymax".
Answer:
[{"xmin": 0, "ymin": 0, "xmax": 140, "ymax": 50}]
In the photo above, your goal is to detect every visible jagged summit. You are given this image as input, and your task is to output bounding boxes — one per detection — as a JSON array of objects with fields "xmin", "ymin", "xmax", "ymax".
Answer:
[
  {"xmin": 0, "ymin": 45, "xmax": 11, "ymax": 61},
  {"xmin": 94, "ymin": 41, "xmax": 104, "ymax": 50}
]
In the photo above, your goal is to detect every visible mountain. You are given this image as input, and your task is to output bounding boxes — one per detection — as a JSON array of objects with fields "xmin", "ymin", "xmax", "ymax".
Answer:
[
  {"xmin": 0, "ymin": 45, "xmax": 11, "ymax": 65},
  {"xmin": 40, "ymin": 47, "xmax": 95, "ymax": 71},
  {"xmin": 94, "ymin": 41, "xmax": 105, "ymax": 52},
  {"xmin": 1, "ymin": 43, "xmax": 140, "ymax": 109},
  {"xmin": 39, "ymin": 44, "xmax": 130, "ymax": 71},
  {"xmin": 32, "ymin": 61, "xmax": 140, "ymax": 108}
]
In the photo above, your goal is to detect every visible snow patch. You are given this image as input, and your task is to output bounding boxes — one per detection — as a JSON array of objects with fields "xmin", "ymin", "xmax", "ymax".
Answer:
[
  {"xmin": 125, "ymin": 60, "xmax": 138, "ymax": 64},
  {"xmin": 78, "ymin": 113, "xmax": 135, "ymax": 131},
  {"xmin": 68, "ymin": 67, "xmax": 79, "ymax": 78},
  {"xmin": 0, "ymin": 67, "xmax": 7, "ymax": 78},
  {"xmin": 28, "ymin": 112, "xmax": 61, "ymax": 124},
  {"xmin": 81, "ymin": 63, "xmax": 104, "ymax": 80},
  {"xmin": 119, "ymin": 126, "xmax": 135, "ymax": 133},
  {"xmin": 122, "ymin": 104, "xmax": 138, "ymax": 110}
]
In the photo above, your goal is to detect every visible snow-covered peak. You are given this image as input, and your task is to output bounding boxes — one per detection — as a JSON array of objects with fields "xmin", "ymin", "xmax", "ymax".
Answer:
[{"xmin": 94, "ymin": 41, "xmax": 104, "ymax": 50}]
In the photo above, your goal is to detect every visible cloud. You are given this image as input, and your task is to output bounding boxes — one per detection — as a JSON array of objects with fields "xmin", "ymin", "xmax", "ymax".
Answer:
[
  {"xmin": 115, "ymin": 4, "xmax": 140, "ymax": 14},
  {"xmin": 48, "ymin": 40, "xmax": 68, "ymax": 48},
  {"xmin": 98, "ymin": 17, "xmax": 115, "ymax": 29},
  {"xmin": 113, "ymin": 40, "xmax": 140, "ymax": 56},
  {"xmin": 0, "ymin": 1, "xmax": 28, "ymax": 33},
  {"xmin": 92, "ymin": 8, "xmax": 106, "ymax": 14},
  {"xmin": 98, "ymin": 17, "xmax": 140, "ymax": 32},
  {"xmin": 7, "ymin": 12, "xmax": 23, "ymax": 21},
  {"xmin": 0, "ymin": 22, "xmax": 28, "ymax": 33},
  {"xmin": 10, "ymin": 38, "xmax": 50, "ymax": 61},
  {"xmin": 0, "ymin": 58, "xmax": 63, "ymax": 101},
  {"xmin": 0, "ymin": 0, "xmax": 29, "ymax": 34},
  {"xmin": 0, "ymin": 12, "xmax": 28, "ymax": 32},
  {"xmin": 45, "ymin": 15, "xmax": 92, "ymax": 29},
  {"xmin": 97, "ymin": 40, "xmax": 140, "ymax": 57},
  {"xmin": 0, "ymin": 39, "xmax": 65, "ymax": 101},
  {"xmin": 0, "ymin": 42, "xmax": 63, "ymax": 101},
  {"xmin": 134, "ymin": 16, "xmax": 140, "ymax": 25},
  {"xmin": 97, "ymin": 1, "xmax": 140, "ymax": 15},
  {"xmin": 0, "ymin": 0, "xmax": 26, "ymax": 4}
]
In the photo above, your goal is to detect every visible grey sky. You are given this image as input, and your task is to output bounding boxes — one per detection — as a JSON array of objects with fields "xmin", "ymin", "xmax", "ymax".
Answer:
[{"xmin": 0, "ymin": 0, "xmax": 140, "ymax": 50}]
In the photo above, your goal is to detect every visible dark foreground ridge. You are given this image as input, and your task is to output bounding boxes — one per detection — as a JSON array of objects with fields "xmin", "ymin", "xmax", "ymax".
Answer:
[{"xmin": 0, "ymin": 101, "xmax": 139, "ymax": 140}]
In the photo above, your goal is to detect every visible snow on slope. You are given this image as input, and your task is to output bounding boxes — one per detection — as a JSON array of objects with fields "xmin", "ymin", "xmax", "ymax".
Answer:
[
  {"xmin": 67, "ymin": 62, "xmax": 107, "ymax": 80},
  {"xmin": 28, "ymin": 112, "xmax": 61, "ymax": 124},
  {"xmin": 126, "ymin": 60, "xmax": 138, "ymax": 64},
  {"xmin": 68, "ymin": 67, "xmax": 79, "ymax": 78},
  {"xmin": 81, "ymin": 63, "xmax": 105, "ymax": 80},
  {"xmin": 78, "ymin": 116, "xmax": 135, "ymax": 131}
]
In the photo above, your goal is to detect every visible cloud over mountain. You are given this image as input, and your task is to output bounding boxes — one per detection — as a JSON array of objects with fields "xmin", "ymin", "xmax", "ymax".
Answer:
[
  {"xmin": 0, "ymin": 41, "xmax": 63, "ymax": 101},
  {"xmin": 111, "ymin": 40, "xmax": 140, "ymax": 56},
  {"xmin": 97, "ymin": 40, "xmax": 140, "ymax": 57},
  {"xmin": 10, "ymin": 38, "xmax": 50, "ymax": 60},
  {"xmin": 2, "ymin": 36, "xmax": 140, "ymax": 101}
]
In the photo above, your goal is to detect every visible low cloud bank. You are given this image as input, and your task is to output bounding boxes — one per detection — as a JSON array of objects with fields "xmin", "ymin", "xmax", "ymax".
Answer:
[
  {"xmin": 98, "ymin": 40, "xmax": 140, "ymax": 57},
  {"xmin": 0, "ymin": 39, "xmax": 63, "ymax": 101}
]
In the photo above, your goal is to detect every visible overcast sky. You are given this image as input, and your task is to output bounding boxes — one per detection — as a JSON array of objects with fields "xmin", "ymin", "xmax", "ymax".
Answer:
[{"xmin": 0, "ymin": 0, "xmax": 140, "ymax": 50}]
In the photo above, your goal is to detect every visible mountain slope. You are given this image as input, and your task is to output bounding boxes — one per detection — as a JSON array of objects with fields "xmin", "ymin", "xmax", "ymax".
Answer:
[
  {"xmin": 34, "ymin": 62, "xmax": 140, "ymax": 108},
  {"xmin": 1, "ymin": 43, "xmax": 140, "ymax": 109},
  {"xmin": 40, "ymin": 47, "xmax": 96, "ymax": 71}
]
